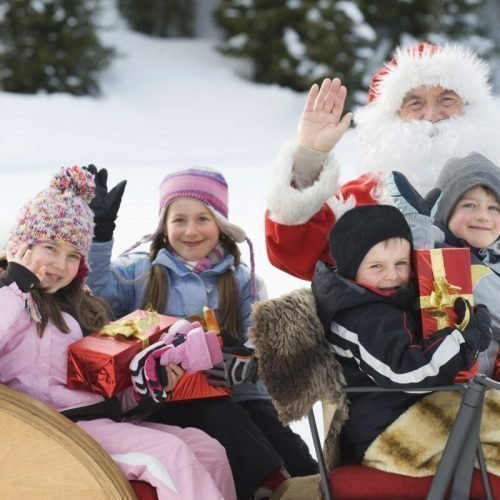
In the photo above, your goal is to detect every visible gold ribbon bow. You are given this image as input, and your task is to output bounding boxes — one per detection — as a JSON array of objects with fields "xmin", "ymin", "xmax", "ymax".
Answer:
[
  {"xmin": 419, "ymin": 250, "xmax": 473, "ymax": 329},
  {"xmin": 428, "ymin": 276, "xmax": 462, "ymax": 318},
  {"xmin": 99, "ymin": 311, "xmax": 161, "ymax": 348}
]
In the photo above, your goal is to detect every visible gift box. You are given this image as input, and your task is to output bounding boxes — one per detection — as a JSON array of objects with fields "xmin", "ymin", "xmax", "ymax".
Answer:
[
  {"xmin": 413, "ymin": 248, "xmax": 476, "ymax": 381},
  {"xmin": 413, "ymin": 248, "xmax": 473, "ymax": 335},
  {"xmin": 68, "ymin": 310, "xmax": 178, "ymax": 397},
  {"xmin": 169, "ymin": 372, "xmax": 230, "ymax": 402},
  {"xmin": 168, "ymin": 307, "xmax": 230, "ymax": 402}
]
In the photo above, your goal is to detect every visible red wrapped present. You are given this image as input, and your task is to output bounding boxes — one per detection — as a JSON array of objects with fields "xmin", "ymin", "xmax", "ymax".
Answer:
[
  {"xmin": 413, "ymin": 248, "xmax": 476, "ymax": 381},
  {"xmin": 169, "ymin": 307, "xmax": 230, "ymax": 402},
  {"xmin": 493, "ymin": 354, "xmax": 500, "ymax": 382},
  {"xmin": 68, "ymin": 310, "xmax": 178, "ymax": 397},
  {"xmin": 169, "ymin": 371, "xmax": 230, "ymax": 402}
]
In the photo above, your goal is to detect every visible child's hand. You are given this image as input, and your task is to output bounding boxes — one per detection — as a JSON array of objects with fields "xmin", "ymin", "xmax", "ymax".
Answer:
[
  {"xmin": 12, "ymin": 245, "xmax": 47, "ymax": 281},
  {"xmin": 164, "ymin": 363, "xmax": 184, "ymax": 391},
  {"xmin": 204, "ymin": 345, "xmax": 258, "ymax": 387}
]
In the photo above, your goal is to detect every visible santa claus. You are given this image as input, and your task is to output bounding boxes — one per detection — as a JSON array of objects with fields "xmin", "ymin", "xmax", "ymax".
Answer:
[{"xmin": 265, "ymin": 42, "xmax": 500, "ymax": 280}]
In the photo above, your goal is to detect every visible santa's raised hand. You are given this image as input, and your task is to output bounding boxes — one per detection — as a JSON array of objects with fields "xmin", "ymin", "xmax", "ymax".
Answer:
[{"xmin": 298, "ymin": 77, "xmax": 353, "ymax": 153}]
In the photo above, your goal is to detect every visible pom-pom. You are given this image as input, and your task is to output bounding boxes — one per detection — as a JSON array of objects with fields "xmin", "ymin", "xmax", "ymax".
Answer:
[{"xmin": 50, "ymin": 166, "xmax": 95, "ymax": 203}]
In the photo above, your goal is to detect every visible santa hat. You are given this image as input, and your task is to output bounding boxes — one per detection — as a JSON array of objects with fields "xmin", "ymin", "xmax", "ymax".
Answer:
[
  {"xmin": 328, "ymin": 172, "xmax": 389, "ymax": 221},
  {"xmin": 366, "ymin": 42, "xmax": 492, "ymax": 116}
]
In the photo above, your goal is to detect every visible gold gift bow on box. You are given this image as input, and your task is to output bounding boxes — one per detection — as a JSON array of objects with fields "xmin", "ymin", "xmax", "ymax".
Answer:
[
  {"xmin": 419, "ymin": 249, "xmax": 473, "ymax": 330},
  {"xmin": 99, "ymin": 311, "xmax": 161, "ymax": 348}
]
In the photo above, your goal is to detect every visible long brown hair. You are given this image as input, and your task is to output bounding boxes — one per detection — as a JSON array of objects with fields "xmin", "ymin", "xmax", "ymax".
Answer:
[
  {"xmin": 141, "ymin": 211, "xmax": 244, "ymax": 342},
  {"xmin": 31, "ymin": 279, "xmax": 113, "ymax": 337}
]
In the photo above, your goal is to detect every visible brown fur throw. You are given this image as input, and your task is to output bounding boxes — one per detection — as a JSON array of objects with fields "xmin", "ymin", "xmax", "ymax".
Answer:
[
  {"xmin": 364, "ymin": 389, "xmax": 500, "ymax": 477},
  {"xmin": 249, "ymin": 288, "xmax": 349, "ymax": 470}
]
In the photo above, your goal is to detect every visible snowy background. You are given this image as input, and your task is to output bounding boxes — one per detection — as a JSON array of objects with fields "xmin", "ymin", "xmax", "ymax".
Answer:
[{"xmin": 0, "ymin": 3, "xmax": 497, "ymax": 457}]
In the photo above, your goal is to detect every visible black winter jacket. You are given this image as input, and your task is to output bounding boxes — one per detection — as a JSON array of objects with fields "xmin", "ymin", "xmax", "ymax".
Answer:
[{"xmin": 312, "ymin": 262, "xmax": 475, "ymax": 463}]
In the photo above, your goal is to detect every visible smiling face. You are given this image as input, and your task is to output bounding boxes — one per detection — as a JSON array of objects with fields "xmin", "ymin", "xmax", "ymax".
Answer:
[
  {"xmin": 448, "ymin": 186, "xmax": 500, "ymax": 249},
  {"xmin": 30, "ymin": 240, "xmax": 82, "ymax": 293},
  {"xmin": 355, "ymin": 237, "xmax": 411, "ymax": 293},
  {"xmin": 165, "ymin": 198, "xmax": 220, "ymax": 261},
  {"xmin": 399, "ymin": 85, "xmax": 464, "ymax": 122}
]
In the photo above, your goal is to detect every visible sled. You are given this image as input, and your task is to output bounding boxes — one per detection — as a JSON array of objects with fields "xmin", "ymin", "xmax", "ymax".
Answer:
[
  {"xmin": 249, "ymin": 287, "xmax": 500, "ymax": 500},
  {"xmin": 0, "ymin": 384, "xmax": 157, "ymax": 499},
  {"xmin": 309, "ymin": 376, "xmax": 500, "ymax": 499}
]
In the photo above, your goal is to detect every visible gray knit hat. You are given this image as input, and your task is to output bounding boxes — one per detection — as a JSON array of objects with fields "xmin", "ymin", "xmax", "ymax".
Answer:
[{"xmin": 434, "ymin": 152, "xmax": 500, "ymax": 224}]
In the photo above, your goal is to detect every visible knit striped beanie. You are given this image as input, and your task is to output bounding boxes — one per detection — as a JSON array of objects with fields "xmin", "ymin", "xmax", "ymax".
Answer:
[
  {"xmin": 159, "ymin": 167, "xmax": 247, "ymax": 243},
  {"xmin": 7, "ymin": 166, "xmax": 95, "ymax": 268}
]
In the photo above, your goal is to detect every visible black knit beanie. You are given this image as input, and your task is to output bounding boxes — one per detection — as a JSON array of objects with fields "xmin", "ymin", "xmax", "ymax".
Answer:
[{"xmin": 329, "ymin": 205, "xmax": 413, "ymax": 280}]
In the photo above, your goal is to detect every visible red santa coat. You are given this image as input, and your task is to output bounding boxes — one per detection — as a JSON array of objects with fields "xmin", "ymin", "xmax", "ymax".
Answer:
[{"xmin": 265, "ymin": 143, "xmax": 382, "ymax": 281}]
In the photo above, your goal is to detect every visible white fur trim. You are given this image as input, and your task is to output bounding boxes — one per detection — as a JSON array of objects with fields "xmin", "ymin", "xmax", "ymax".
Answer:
[
  {"xmin": 266, "ymin": 141, "xmax": 340, "ymax": 225},
  {"xmin": 326, "ymin": 194, "xmax": 356, "ymax": 222},
  {"xmin": 370, "ymin": 44, "xmax": 492, "ymax": 116},
  {"xmin": 326, "ymin": 175, "xmax": 391, "ymax": 222}
]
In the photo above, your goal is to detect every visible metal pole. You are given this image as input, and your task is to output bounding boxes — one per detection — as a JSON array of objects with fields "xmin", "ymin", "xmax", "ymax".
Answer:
[{"xmin": 308, "ymin": 409, "xmax": 333, "ymax": 500}]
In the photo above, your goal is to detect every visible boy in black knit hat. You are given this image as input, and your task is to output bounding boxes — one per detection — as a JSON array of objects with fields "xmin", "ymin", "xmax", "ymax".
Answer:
[{"xmin": 311, "ymin": 204, "xmax": 491, "ymax": 465}]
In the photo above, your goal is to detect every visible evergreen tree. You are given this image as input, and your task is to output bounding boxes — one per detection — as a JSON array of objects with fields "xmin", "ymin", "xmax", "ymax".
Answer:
[
  {"xmin": 358, "ymin": 0, "xmax": 493, "ymax": 79},
  {"xmin": 118, "ymin": 0, "xmax": 194, "ymax": 37},
  {"xmin": 0, "ymin": 0, "xmax": 114, "ymax": 96},
  {"xmin": 214, "ymin": 0, "xmax": 375, "ymax": 104}
]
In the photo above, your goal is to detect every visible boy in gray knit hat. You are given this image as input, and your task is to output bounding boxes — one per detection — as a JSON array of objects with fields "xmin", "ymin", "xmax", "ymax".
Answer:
[
  {"xmin": 411, "ymin": 152, "xmax": 500, "ymax": 377},
  {"xmin": 434, "ymin": 152, "xmax": 500, "ymax": 230}
]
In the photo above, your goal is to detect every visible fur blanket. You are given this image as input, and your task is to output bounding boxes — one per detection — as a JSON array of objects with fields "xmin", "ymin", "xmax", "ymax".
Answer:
[
  {"xmin": 250, "ymin": 288, "xmax": 500, "ymax": 477},
  {"xmin": 364, "ymin": 388, "xmax": 500, "ymax": 477},
  {"xmin": 249, "ymin": 288, "xmax": 349, "ymax": 471}
]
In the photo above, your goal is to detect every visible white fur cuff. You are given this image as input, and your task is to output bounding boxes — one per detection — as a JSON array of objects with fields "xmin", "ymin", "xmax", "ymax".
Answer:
[{"xmin": 266, "ymin": 142, "xmax": 340, "ymax": 225}]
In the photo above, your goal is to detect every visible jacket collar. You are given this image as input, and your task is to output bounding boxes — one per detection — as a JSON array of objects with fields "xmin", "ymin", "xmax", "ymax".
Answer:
[
  {"xmin": 153, "ymin": 247, "xmax": 235, "ymax": 276},
  {"xmin": 439, "ymin": 223, "xmax": 500, "ymax": 270}
]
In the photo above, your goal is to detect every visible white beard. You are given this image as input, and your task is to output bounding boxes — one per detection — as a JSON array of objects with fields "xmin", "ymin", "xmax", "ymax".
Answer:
[{"xmin": 354, "ymin": 101, "xmax": 500, "ymax": 196}]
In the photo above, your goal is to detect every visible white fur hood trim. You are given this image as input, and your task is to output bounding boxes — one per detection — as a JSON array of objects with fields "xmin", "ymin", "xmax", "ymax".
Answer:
[{"xmin": 266, "ymin": 141, "xmax": 339, "ymax": 225}]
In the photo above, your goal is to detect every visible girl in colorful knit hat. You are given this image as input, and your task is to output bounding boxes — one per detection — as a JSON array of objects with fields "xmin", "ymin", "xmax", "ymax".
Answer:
[
  {"xmin": 86, "ymin": 165, "xmax": 319, "ymax": 499},
  {"xmin": 0, "ymin": 166, "xmax": 236, "ymax": 500}
]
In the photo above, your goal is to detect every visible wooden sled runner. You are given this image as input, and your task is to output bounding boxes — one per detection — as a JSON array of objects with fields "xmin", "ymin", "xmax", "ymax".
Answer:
[{"xmin": 0, "ymin": 384, "xmax": 156, "ymax": 499}]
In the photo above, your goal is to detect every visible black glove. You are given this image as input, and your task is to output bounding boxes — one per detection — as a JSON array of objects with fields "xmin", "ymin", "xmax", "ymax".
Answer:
[
  {"xmin": 424, "ymin": 187, "xmax": 442, "ymax": 213},
  {"xmin": 386, "ymin": 171, "xmax": 441, "ymax": 216},
  {"xmin": 204, "ymin": 345, "xmax": 258, "ymax": 387},
  {"xmin": 84, "ymin": 165, "xmax": 127, "ymax": 242},
  {"xmin": 454, "ymin": 298, "xmax": 492, "ymax": 353}
]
